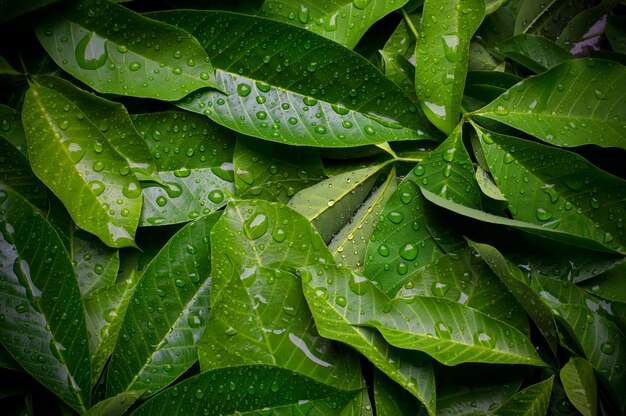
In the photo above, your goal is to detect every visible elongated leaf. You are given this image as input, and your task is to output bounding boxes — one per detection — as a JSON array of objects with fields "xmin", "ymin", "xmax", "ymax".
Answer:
[
  {"xmin": 85, "ymin": 391, "xmax": 142, "ymax": 416},
  {"xmin": 131, "ymin": 111, "xmax": 235, "ymax": 226},
  {"xmin": 557, "ymin": 0, "xmax": 621, "ymax": 49},
  {"xmin": 475, "ymin": 125, "xmax": 626, "ymax": 254},
  {"xmin": 468, "ymin": 240, "xmax": 558, "ymax": 356},
  {"xmin": 259, "ymin": 0, "xmax": 409, "ymax": 49},
  {"xmin": 153, "ymin": 10, "xmax": 437, "ymax": 147},
  {"xmin": 472, "ymin": 59, "xmax": 626, "ymax": 149},
  {"xmin": 514, "ymin": 0, "xmax": 597, "ymax": 41},
  {"xmin": 23, "ymin": 82, "xmax": 142, "ymax": 247},
  {"xmin": 581, "ymin": 262, "xmax": 626, "ymax": 303},
  {"xmin": 364, "ymin": 177, "xmax": 446, "ymax": 295},
  {"xmin": 560, "ymin": 356, "xmax": 597, "ymax": 416},
  {"xmin": 329, "ymin": 168, "xmax": 398, "ymax": 271},
  {"xmin": 131, "ymin": 365, "xmax": 363, "ymax": 416},
  {"xmin": 106, "ymin": 214, "xmax": 219, "ymax": 398},
  {"xmin": 606, "ymin": 16, "xmax": 626, "ymax": 54},
  {"xmin": 0, "ymin": 186, "xmax": 91, "ymax": 412},
  {"xmin": 0, "ymin": 104, "xmax": 28, "ymax": 157},
  {"xmin": 35, "ymin": 0, "xmax": 218, "ymax": 100},
  {"xmin": 234, "ymin": 135, "xmax": 325, "ymax": 202},
  {"xmin": 494, "ymin": 377, "xmax": 554, "ymax": 415},
  {"xmin": 413, "ymin": 123, "xmax": 482, "ymax": 209},
  {"xmin": 288, "ymin": 163, "xmax": 384, "ymax": 243},
  {"xmin": 383, "ymin": 11, "xmax": 421, "ymax": 62},
  {"xmin": 381, "ymin": 52, "xmax": 418, "ymax": 104},
  {"xmin": 0, "ymin": 55, "xmax": 20, "ymax": 76},
  {"xmin": 374, "ymin": 369, "xmax": 423, "ymax": 416},
  {"xmin": 468, "ymin": 42, "xmax": 501, "ymax": 71},
  {"xmin": 0, "ymin": 138, "xmax": 47, "ymax": 209},
  {"xmin": 476, "ymin": 165, "xmax": 507, "ymax": 201},
  {"xmin": 414, "ymin": 0, "xmax": 485, "ymax": 134},
  {"xmin": 300, "ymin": 264, "xmax": 546, "ymax": 366},
  {"xmin": 73, "ymin": 231, "xmax": 119, "ymax": 297},
  {"xmin": 495, "ymin": 33, "xmax": 572, "ymax": 73}
]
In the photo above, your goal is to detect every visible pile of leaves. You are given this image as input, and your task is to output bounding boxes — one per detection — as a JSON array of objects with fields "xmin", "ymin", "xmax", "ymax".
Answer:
[{"xmin": 0, "ymin": 0, "xmax": 625, "ymax": 414}]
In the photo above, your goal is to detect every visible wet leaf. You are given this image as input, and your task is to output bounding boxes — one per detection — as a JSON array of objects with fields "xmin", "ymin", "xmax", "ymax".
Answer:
[
  {"xmin": 373, "ymin": 369, "xmax": 424, "ymax": 416},
  {"xmin": 381, "ymin": 52, "xmax": 418, "ymax": 104},
  {"xmin": 557, "ymin": 0, "xmax": 621, "ymax": 50},
  {"xmin": 495, "ymin": 33, "xmax": 572, "ymax": 73},
  {"xmin": 581, "ymin": 261, "xmax": 626, "ymax": 303},
  {"xmin": 0, "ymin": 138, "xmax": 47, "ymax": 209},
  {"xmin": 0, "ymin": 186, "xmax": 91, "ymax": 412},
  {"xmin": 84, "ymin": 391, "xmax": 142, "ymax": 416},
  {"xmin": 414, "ymin": 0, "xmax": 485, "ymax": 134},
  {"xmin": 383, "ymin": 11, "xmax": 421, "ymax": 62},
  {"xmin": 560, "ymin": 356, "xmax": 597, "ymax": 416},
  {"xmin": 494, "ymin": 376, "xmax": 554, "ymax": 415},
  {"xmin": 73, "ymin": 231, "xmax": 120, "ymax": 297},
  {"xmin": 514, "ymin": 0, "xmax": 597, "ymax": 41},
  {"xmin": 475, "ymin": 165, "xmax": 507, "ymax": 201},
  {"xmin": 472, "ymin": 59, "xmax": 626, "ymax": 149},
  {"xmin": 0, "ymin": 104, "xmax": 28, "ymax": 158}
]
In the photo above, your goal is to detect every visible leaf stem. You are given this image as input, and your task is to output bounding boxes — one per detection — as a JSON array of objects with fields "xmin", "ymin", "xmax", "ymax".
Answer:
[{"xmin": 401, "ymin": 8, "xmax": 419, "ymax": 39}]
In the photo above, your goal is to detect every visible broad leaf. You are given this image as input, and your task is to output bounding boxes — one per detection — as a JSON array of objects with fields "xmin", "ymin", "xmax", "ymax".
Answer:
[
  {"xmin": 560, "ymin": 356, "xmax": 597, "ymax": 416},
  {"xmin": 475, "ymin": 165, "xmax": 507, "ymax": 201},
  {"xmin": 381, "ymin": 52, "xmax": 418, "ymax": 104},
  {"xmin": 258, "ymin": 0, "xmax": 409, "ymax": 49},
  {"xmin": 0, "ymin": 186, "xmax": 91, "ymax": 412},
  {"xmin": 131, "ymin": 365, "xmax": 364, "ymax": 416},
  {"xmin": 556, "ymin": 0, "xmax": 621, "ymax": 50},
  {"xmin": 474, "ymin": 124, "xmax": 626, "ymax": 254},
  {"xmin": 383, "ymin": 11, "xmax": 421, "ymax": 62},
  {"xmin": 84, "ymin": 391, "xmax": 142, "ymax": 416},
  {"xmin": 131, "ymin": 111, "xmax": 235, "ymax": 226},
  {"xmin": 581, "ymin": 262, "xmax": 626, "ymax": 303},
  {"xmin": 0, "ymin": 138, "xmax": 47, "ymax": 209},
  {"xmin": 472, "ymin": 59, "xmax": 626, "ymax": 149},
  {"xmin": 234, "ymin": 135, "xmax": 325, "ymax": 202},
  {"xmin": 329, "ymin": 168, "xmax": 398, "ymax": 271},
  {"xmin": 22, "ymin": 82, "xmax": 142, "ymax": 248},
  {"xmin": 106, "ymin": 214, "xmax": 219, "ymax": 398},
  {"xmin": 494, "ymin": 377, "xmax": 554, "ymax": 415},
  {"xmin": 288, "ymin": 163, "xmax": 384, "ymax": 243},
  {"xmin": 495, "ymin": 33, "xmax": 572, "ymax": 73},
  {"xmin": 73, "ymin": 231, "xmax": 120, "ymax": 297},
  {"xmin": 414, "ymin": 0, "xmax": 485, "ymax": 134},
  {"xmin": 468, "ymin": 42, "xmax": 501, "ymax": 71},
  {"xmin": 35, "ymin": 0, "xmax": 219, "ymax": 100},
  {"xmin": 514, "ymin": 0, "xmax": 597, "ymax": 41},
  {"xmin": 153, "ymin": 10, "xmax": 437, "ymax": 147},
  {"xmin": 0, "ymin": 104, "xmax": 28, "ymax": 157},
  {"xmin": 300, "ymin": 264, "xmax": 546, "ymax": 366}
]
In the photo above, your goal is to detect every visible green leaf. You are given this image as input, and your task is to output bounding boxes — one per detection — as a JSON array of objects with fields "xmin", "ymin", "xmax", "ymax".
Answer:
[
  {"xmin": 472, "ymin": 59, "xmax": 626, "ymax": 149},
  {"xmin": 329, "ymin": 168, "xmax": 398, "ymax": 271},
  {"xmin": 560, "ymin": 356, "xmax": 597, "ymax": 416},
  {"xmin": 383, "ymin": 11, "xmax": 421, "ymax": 61},
  {"xmin": 467, "ymin": 240, "xmax": 559, "ymax": 356},
  {"xmin": 106, "ymin": 213, "xmax": 219, "ymax": 398},
  {"xmin": 412, "ymin": 123, "xmax": 482, "ymax": 209},
  {"xmin": 414, "ymin": 0, "xmax": 485, "ymax": 134},
  {"xmin": 35, "ymin": 0, "xmax": 218, "ymax": 100},
  {"xmin": 153, "ymin": 10, "xmax": 437, "ymax": 147},
  {"xmin": 0, "ymin": 186, "xmax": 91, "ymax": 412},
  {"xmin": 130, "ymin": 365, "xmax": 363, "ymax": 416},
  {"xmin": 605, "ymin": 15, "xmax": 626, "ymax": 54},
  {"xmin": 258, "ymin": 0, "xmax": 409, "ymax": 49},
  {"xmin": 300, "ymin": 264, "xmax": 546, "ymax": 366},
  {"xmin": 22, "ymin": 82, "xmax": 143, "ymax": 248},
  {"xmin": 556, "ymin": 0, "xmax": 621, "ymax": 49},
  {"xmin": 474, "ymin": 124, "xmax": 626, "ymax": 254},
  {"xmin": 288, "ymin": 163, "xmax": 384, "ymax": 243},
  {"xmin": 373, "ymin": 369, "xmax": 424, "ymax": 416},
  {"xmin": 581, "ymin": 261, "xmax": 626, "ymax": 303},
  {"xmin": 0, "ymin": 138, "xmax": 47, "ymax": 209},
  {"xmin": 380, "ymin": 52, "xmax": 418, "ymax": 104},
  {"xmin": 475, "ymin": 165, "xmax": 507, "ymax": 201},
  {"xmin": 494, "ymin": 377, "xmax": 554, "ymax": 416},
  {"xmin": 131, "ymin": 111, "xmax": 235, "ymax": 226},
  {"xmin": 495, "ymin": 33, "xmax": 572, "ymax": 73},
  {"xmin": 468, "ymin": 42, "xmax": 501, "ymax": 71},
  {"xmin": 0, "ymin": 104, "xmax": 28, "ymax": 158},
  {"xmin": 84, "ymin": 391, "xmax": 142, "ymax": 416},
  {"xmin": 234, "ymin": 135, "xmax": 325, "ymax": 203},
  {"xmin": 0, "ymin": 0, "xmax": 59, "ymax": 23},
  {"xmin": 364, "ymin": 177, "xmax": 445, "ymax": 295},
  {"xmin": 73, "ymin": 231, "xmax": 120, "ymax": 297},
  {"xmin": 514, "ymin": 0, "xmax": 596, "ymax": 41}
]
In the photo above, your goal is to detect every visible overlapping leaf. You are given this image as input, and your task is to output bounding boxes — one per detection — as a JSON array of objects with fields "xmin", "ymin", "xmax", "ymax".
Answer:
[
  {"xmin": 0, "ymin": 104, "xmax": 28, "ymax": 157},
  {"xmin": 495, "ymin": 34, "xmax": 572, "ymax": 73},
  {"xmin": 0, "ymin": 138, "xmax": 47, "ymax": 209},
  {"xmin": 560, "ymin": 357, "xmax": 597, "ymax": 416},
  {"xmin": 473, "ymin": 59, "xmax": 626, "ymax": 149},
  {"xmin": 153, "ymin": 10, "xmax": 437, "ymax": 147},
  {"xmin": 0, "ymin": 186, "xmax": 91, "ymax": 412},
  {"xmin": 514, "ymin": 0, "xmax": 597, "ymax": 41},
  {"xmin": 494, "ymin": 377, "xmax": 554, "ymax": 415}
]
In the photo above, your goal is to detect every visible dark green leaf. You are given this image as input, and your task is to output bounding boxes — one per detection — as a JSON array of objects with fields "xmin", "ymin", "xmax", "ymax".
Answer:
[
  {"xmin": 106, "ymin": 214, "xmax": 219, "ymax": 398},
  {"xmin": 557, "ymin": 0, "xmax": 621, "ymax": 50},
  {"xmin": 495, "ymin": 33, "xmax": 572, "ymax": 73},
  {"xmin": 153, "ymin": 10, "xmax": 437, "ymax": 147},
  {"xmin": 473, "ymin": 59, "xmax": 626, "ymax": 149},
  {"xmin": 581, "ymin": 261, "xmax": 626, "ymax": 303},
  {"xmin": 0, "ymin": 104, "xmax": 28, "ymax": 158},
  {"xmin": 474, "ymin": 124, "xmax": 626, "ymax": 254},
  {"xmin": 475, "ymin": 165, "xmax": 507, "ymax": 201},
  {"xmin": 373, "ymin": 368, "xmax": 424, "ymax": 416},
  {"xmin": 0, "ymin": 186, "xmax": 91, "ymax": 412},
  {"xmin": 0, "ymin": 138, "xmax": 47, "ymax": 209},
  {"xmin": 468, "ymin": 42, "xmax": 501, "ymax": 71},
  {"xmin": 494, "ymin": 376, "xmax": 554, "ymax": 415},
  {"xmin": 258, "ymin": 0, "xmax": 409, "ymax": 49},
  {"xmin": 0, "ymin": 0, "xmax": 59, "ymax": 23},
  {"xmin": 605, "ymin": 15, "xmax": 626, "ymax": 54},
  {"xmin": 514, "ymin": 0, "xmax": 596, "ymax": 41},
  {"xmin": 234, "ymin": 135, "xmax": 325, "ymax": 203},
  {"xmin": 560, "ymin": 356, "xmax": 597, "ymax": 416},
  {"xmin": 383, "ymin": 11, "xmax": 420, "ymax": 61},
  {"xmin": 414, "ymin": 0, "xmax": 485, "ymax": 134},
  {"xmin": 35, "ymin": 0, "xmax": 219, "ymax": 100},
  {"xmin": 380, "ymin": 52, "xmax": 418, "ymax": 103},
  {"xmin": 131, "ymin": 111, "xmax": 235, "ymax": 226},
  {"xmin": 84, "ymin": 391, "xmax": 142, "ymax": 416},
  {"xmin": 0, "ymin": 344, "xmax": 21, "ymax": 371}
]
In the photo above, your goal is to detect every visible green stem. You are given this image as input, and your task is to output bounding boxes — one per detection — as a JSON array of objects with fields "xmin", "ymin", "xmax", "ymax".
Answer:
[{"xmin": 401, "ymin": 8, "xmax": 419, "ymax": 39}]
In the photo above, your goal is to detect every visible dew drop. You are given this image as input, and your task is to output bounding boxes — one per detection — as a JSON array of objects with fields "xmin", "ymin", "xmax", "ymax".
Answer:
[
  {"xmin": 75, "ymin": 32, "xmax": 108, "ymax": 70},
  {"xmin": 399, "ymin": 243, "xmax": 418, "ymax": 261},
  {"xmin": 431, "ymin": 282, "xmax": 450, "ymax": 297},
  {"xmin": 335, "ymin": 295, "xmax": 347, "ymax": 307},
  {"xmin": 88, "ymin": 180, "xmax": 105, "ymax": 196},
  {"xmin": 386, "ymin": 211, "xmax": 404, "ymax": 224},
  {"xmin": 188, "ymin": 313, "xmax": 205, "ymax": 328},
  {"xmin": 243, "ymin": 213, "xmax": 268, "ymax": 240},
  {"xmin": 208, "ymin": 190, "xmax": 224, "ymax": 204},
  {"xmin": 122, "ymin": 181, "xmax": 142, "ymax": 199},
  {"xmin": 601, "ymin": 342, "xmax": 615, "ymax": 355},
  {"xmin": 435, "ymin": 321, "xmax": 452, "ymax": 339},
  {"xmin": 377, "ymin": 244, "xmax": 390, "ymax": 257},
  {"xmin": 129, "ymin": 62, "xmax": 142, "ymax": 71},
  {"xmin": 236, "ymin": 83, "xmax": 251, "ymax": 97},
  {"xmin": 65, "ymin": 142, "xmax": 85, "ymax": 164},
  {"xmin": 535, "ymin": 208, "xmax": 553, "ymax": 221}
]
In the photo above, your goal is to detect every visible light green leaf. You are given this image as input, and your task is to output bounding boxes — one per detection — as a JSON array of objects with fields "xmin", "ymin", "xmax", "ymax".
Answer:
[
  {"xmin": 85, "ymin": 391, "xmax": 142, "ymax": 416},
  {"xmin": 557, "ymin": 0, "xmax": 621, "ymax": 50},
  {"xmin": 234, "ymin": 135, "xmax": 325, "ymax": 203},
  {"xmin": 300, "ymin": 264, "xmax": 546, "ymax": 366},
  {"xmin": 35, "ymin": 0, "xmax": 218, "ymax": 100},
  {"xmin": 560, "ymin": 356, "xmax": 597, "ymax": 416},
  {"xmin": 494, "ymin": 377, "xmax": 554, "ymax": 416},
  {"xmin": 472, "ymin": 59, "xmax": 626, "ymax": 149},
  {"xmin": 0, "ymin": 104, "xmax": 28, "ymax": 158},
  {"xmin": 131, "ymin": 111, "xmax": 235, "ymax": 226},
  {"xmin": 22, "ymin": 82, "xmax": 142, "ymax": 248},
  {"xmin": 130, "ymin": 365, "xmax": 364, "ymax": 416},
  {"xmin": 495, "ymin": 33, "xmax": 572, "ymax": 73},
  {"xmin": 106, "ymin": 214, "xmax": 219, "ymax": 398},
  {"xmin": 153, "ymin": 10, "xmax": 438, "ymax": 147},
  {"xmin": 259, "ymin": 0, "xmax": 409, "ymax": 49},
  {"xmin": 0, "ymin": 186, "xmax": 91, "ymax": 413},
  {"xmin": 474, "ymin": 124, "xmax": 626, "ymax": 254},
  {"xmin": 383, "ymin": 11, "xmax": 421, "ymax": 61},
  {"xmin": 329, "ymin": 168, "xmax": 398, "ymax": 271},
  {"xmin": 475, "ymin": 165, "xmax": 507, "ymax": 201},
  {"xmin": 288, "ymin": 163, "xmax": 385, "ymax": 243},
  {"xmin": 0, "ymin": 138, "xmax": 47, "ymax": 209},
  {"xmin": 414, "ymin": 0, "xmax": 485, "ymax": 134}
]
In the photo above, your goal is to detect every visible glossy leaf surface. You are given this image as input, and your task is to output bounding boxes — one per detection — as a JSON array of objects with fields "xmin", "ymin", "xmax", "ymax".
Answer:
[
  {"xmin": 560, "ymin": 356, "xmax": 597, "ymax": 416},
  {"xmin": 556, "ymin": 0, "xmax": 621, "ymax": 49},
  {"xmin": 494, "ymin": 377, "xmax": 554, "ymax": 415},
  {"xmin": 495, "ymin": 34, "xmax": 572, "ymax": 73},
  {"xmin": 0, "ymin": 186, "xmax": 91, "ymax": 412},
  {"xmin": 35, "ymin": 0, "xmax": 218, "ymax": 100},
  {"xmin": 0, "ymin": 138, "xmax": 47, "ymax": 209},
  {"xmin": 414, "ymin": 0, "xmax": 485, "ymax": 134},
  {"xmin": 73, "ymin": 232, "xmax": 119, "ymax": 297},
  {"xmin": 514, "ymin": 0, "xmax": 597, "ymax": 41},
  {"xmin": 0, "ymin": 104, "xmax": 28, "ymax": 157},
  {"xmin": 155, "ymin": 10, "xmax": 437, "ymax": 147},
  {"xmin": 473, "ymin": 59, "xmax": 626, "ymax": 149}
]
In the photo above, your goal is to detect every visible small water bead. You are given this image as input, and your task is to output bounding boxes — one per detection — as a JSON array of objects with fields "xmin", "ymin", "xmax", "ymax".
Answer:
[
  {"xmin": 364, "ymin": 126, "xmax": 375, "ymax": 135},
  {"xmin": 431, "ymin": 282, "xmax": 450, "ymax": 297},
  {"xmin": 256, "ymin": 111, "xmax": 267, "ymax": 120},
  {"xmin": 413, "ymin": 165, "xmax": 425, "ymax": 176},
  {"xmin": 435, "ymin": 321, "xmax": 452, "ymax": 339},
  {"xmin": 272, "ymin": 228, "xmax": 286, "ymax": 242},
  {"xmin": 129, "ymin": 62, "xmax": 142, "ymax": 71},
  {"xmin": 122, "ymin": 181, "xmax": 142, "ymax": 199},
  {"xmin": 442, "ymin": 148, "xmax": 456, "ymax": 162},
  {"xmin": 399, "ymin": 243, "xmax": 418, "ymax": 261},
  {"xmin": 208, "ymin": 190, "xmax": 224, "ymax": 204},
  {"xmin": 342, "ymin": 120, "xmax": 353, "ymax": 129},
  {"xmin": 473, "ymin": 331, "xmax": 496, "ymax": 349},
  {"xmin": 400, "ymin": 191, "xmax": 414, "ymax": 204},
  {"xmin": 172, "ymin": 67, "xmax": 182, "ymax": 75},
  {"xmin": 601, "ymin": 342, "xmax": 615, "ymax": 355},
  {"xmin": 92, "ymin": 161, "xmax": 105, "ymax": 172},
  {"xmin": 535, "ymin": 208, "xmax": 553, "ymax": 221},
  {"xmin": 243, "ymin": 213, "xmax": 268, "ymax": 240},
  {"xmin": 236, "ymin": 83, "xmax": 251, "ymax": 97},
  {"xmin": 377, "ymin": 244, "xmax": 390, "ymax": 257},
  {"xmin": 335, "ymin": 296, "xmax": 347, "ymax": 307},
  {"xmin": 386, "ymin": 211, "xmax": 404, "ymax": 224},
  {"xmin": 396, "ymin": 262, "xmax": 408, "ymax": 275},
  {"xmin": 314, "ymin": 125, "xmax": 327, "ymax": 134},
  {"xmin": 88, "ymin": 180, "xmax": 105, "ymax": 196}
]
